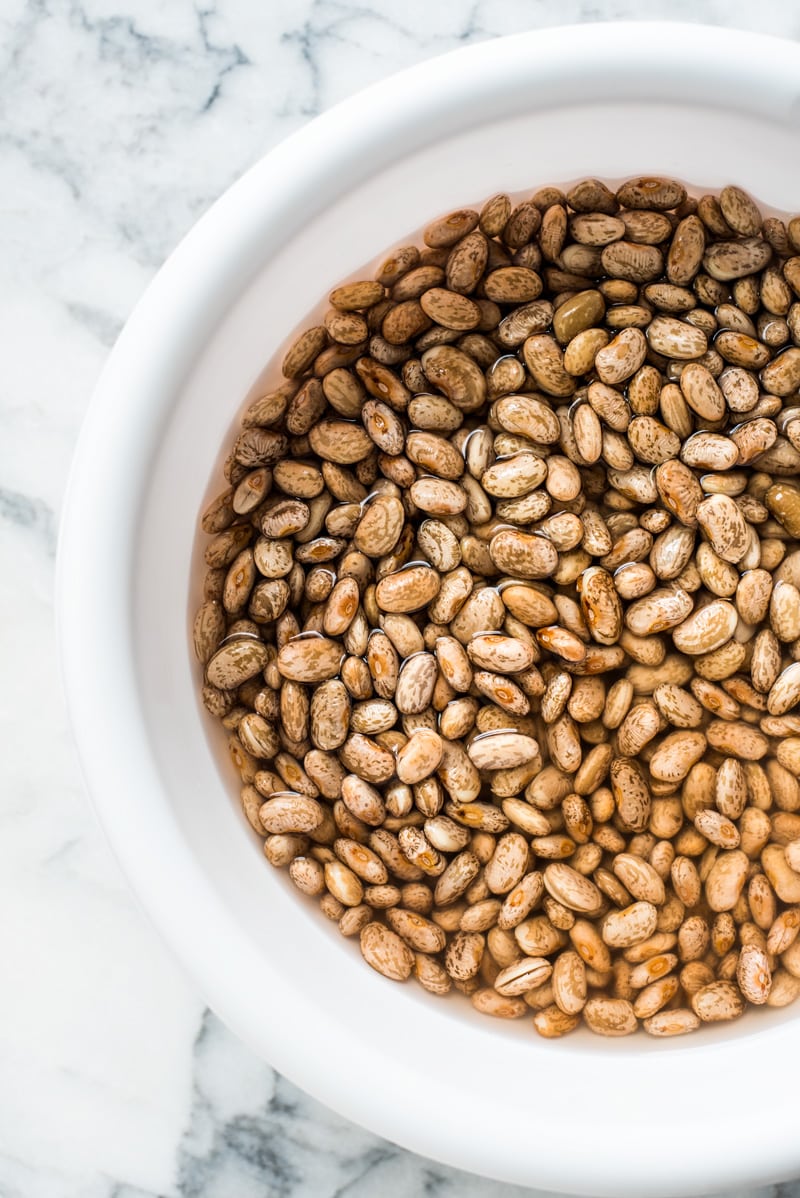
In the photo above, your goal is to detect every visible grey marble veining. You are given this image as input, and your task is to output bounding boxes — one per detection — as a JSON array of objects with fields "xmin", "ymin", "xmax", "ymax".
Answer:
[{"xmin": 3, "ymin": 1, "xmax": 800, "ymax": 1195}]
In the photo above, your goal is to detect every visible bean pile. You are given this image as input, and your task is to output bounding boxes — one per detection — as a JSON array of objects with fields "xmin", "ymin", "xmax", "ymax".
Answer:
[{"xmin": 195, "ymin": 177, "xmax": 800, "ymax": 1038}]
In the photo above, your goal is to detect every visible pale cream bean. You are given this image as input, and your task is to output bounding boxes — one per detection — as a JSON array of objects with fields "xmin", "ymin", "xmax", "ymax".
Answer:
[
  {"xmin": 602, "ymin": 902, "xmax": 658, "ymax": 948},
  {"xmin": 583, "ymin": 996, "xmax": 638, "ymax": 1037},
  {"xmin": 691, "ymin": 980, "xmax": 745, "ymax": 1022}
]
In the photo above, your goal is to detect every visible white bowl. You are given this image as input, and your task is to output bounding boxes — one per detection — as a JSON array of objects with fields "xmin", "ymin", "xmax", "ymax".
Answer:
[{"xmin": 58, "ymin": 22, "xmax": 800, "ymax": 1196}]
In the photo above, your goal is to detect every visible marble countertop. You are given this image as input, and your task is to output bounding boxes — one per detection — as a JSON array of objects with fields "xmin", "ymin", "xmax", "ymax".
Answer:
[{"xmin": 4, "ymin": 1, "xmax": 800, "ymax": 1195}]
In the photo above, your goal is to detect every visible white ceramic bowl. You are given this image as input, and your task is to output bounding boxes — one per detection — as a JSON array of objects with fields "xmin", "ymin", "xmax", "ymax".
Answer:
[{"xmin": 59, "ymin": 23, "xmax": 800, "ymax": 1195}]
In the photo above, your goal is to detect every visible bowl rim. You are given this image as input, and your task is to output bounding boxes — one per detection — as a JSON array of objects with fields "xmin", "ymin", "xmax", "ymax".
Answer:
[{"xmin": 57, "ymin": 22, "xmax": 800, "ymax": 1195}]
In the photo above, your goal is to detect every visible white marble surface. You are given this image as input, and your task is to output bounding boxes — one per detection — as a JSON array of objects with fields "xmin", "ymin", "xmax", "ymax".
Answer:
[{"xmin": 4, "ymin": 1, "xmax": 800, "ymax": 1195}]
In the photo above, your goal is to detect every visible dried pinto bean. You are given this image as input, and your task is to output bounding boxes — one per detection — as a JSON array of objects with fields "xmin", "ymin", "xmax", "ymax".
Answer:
[{"xmin": 197, "ymin": 179, "xmax": 800, "ymax": 1039}]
